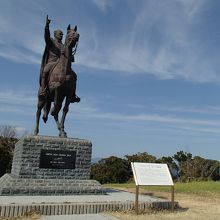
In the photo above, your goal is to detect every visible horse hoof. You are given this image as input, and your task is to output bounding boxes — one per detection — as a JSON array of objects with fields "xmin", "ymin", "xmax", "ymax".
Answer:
[
  {"xmin": 75, "ymin": 97, "xmax": 80, "ymax": 102},
  {"xmin": 43, "ymin": 116, "xmax": 48, "ymax": 123},
  {"xmin": 70, "ymin": 96, "xmax": 80, "ymax": 103},
  {"xmin": 50, "ymin": 107, "xmax": 55, "ymax": 116},
  {"xmin": 59, "ymin": 131, "xmax": 67, "ymax": 138},
  {"xmin": 34, "ymin": 129, "xmax": 39, "ymax": 136}
]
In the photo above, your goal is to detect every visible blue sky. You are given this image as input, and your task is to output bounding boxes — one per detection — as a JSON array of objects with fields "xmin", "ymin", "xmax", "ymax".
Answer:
[{"xmin": 0, "ymin": 0, "xmax": 220, "ymax": 160}]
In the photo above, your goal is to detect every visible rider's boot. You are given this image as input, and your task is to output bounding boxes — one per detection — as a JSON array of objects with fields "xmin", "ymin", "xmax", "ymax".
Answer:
[
  {"xmin": 39, "ymin": 83, "xmax": 47, "ymax": 99},
  {"xmin": 70, "ymin": 94, "xmax": 80, "ymax": 103},
  {"xmin": 39, "ymin": 88, "xmax": 47, "ymax": 99},
  {"xmin": 39, "ymin": 74, "xmax": 49, "ymax": 99}
]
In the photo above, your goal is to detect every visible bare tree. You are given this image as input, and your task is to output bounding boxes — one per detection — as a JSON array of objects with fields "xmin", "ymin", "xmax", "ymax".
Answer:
[{"xmin": 0, "ymin": 125, "xmax": 16, "ymax": 138}]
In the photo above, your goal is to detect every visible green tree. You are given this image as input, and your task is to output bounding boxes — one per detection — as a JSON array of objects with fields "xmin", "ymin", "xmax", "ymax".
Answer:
[
  {"xmin": 91, "ymin": 156, "xmax": 131, "ymax": 184},
  {"xmin": 173, "ymin": 151, "xmax": 192, "ymax": 180},
  {"xmin": 172, "ymin": 151, "xmax": 220, "ymax": 181},
  {"xmin": 191, "ymin": 156, "xmax": 220, "ymax": 181},
  {"xmin": 124, "ymin": 152, "xmax": 157, "ymax": 182},
  {"xmin": 0, "ymin": 125, "xmax": 17, "ymax": 177},
  {"xmin": 125, "ymin": 152, "xmax": 157, "ymax": 163}
]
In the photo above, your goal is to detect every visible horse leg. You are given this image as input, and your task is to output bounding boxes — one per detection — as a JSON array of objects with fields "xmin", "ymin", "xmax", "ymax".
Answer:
[
  {"xmin": 51, "ymin": 87, "xmax": 60, "ymax": 117},
  {"xmin": 54, "ymin": 113, "xmax": 61, "ymax": 132},
  {"xmin": 43, "ymin": 101, "xmax": 51, "ymax": 123},
  {"xmin": 34, "ymin": 99, "xmax": 45, "ymax": 135},
  {"xmin": 53, "ymin": 102, "xmax": 63, "ymax": 135},
  {"xmin": 51, "ymin": 87, "xmax": 64, "ymax": 135},
  {"xmin": 59, "ymin": 97, "xmax": 71, "ymax": 138}
]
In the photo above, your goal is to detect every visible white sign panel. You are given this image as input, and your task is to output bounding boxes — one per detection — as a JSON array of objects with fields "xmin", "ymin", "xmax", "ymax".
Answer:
[{"xmin": 131, "ymin": 162, "xmax": 173, "ymax": 186}]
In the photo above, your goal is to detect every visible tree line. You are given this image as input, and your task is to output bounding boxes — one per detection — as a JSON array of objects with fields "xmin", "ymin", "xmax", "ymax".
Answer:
[{"xmin": 91, "ymin": 151, "xmax": 220, "ymax": 184}]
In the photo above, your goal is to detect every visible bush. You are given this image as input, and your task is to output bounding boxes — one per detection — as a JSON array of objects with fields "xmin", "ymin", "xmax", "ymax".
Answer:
[
  {"xmin": 91, "ymin": 156, "xmax": 131, "ymax": 184},
  {"xmin": 0, "ymin": 136, "xmax": 17, "ymax": 177}
]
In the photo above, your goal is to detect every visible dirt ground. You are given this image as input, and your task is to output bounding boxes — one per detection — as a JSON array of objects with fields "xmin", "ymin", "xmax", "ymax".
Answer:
[{"xmin": 109, "ymin": 188, "xmax": 220, "ymax": 220}]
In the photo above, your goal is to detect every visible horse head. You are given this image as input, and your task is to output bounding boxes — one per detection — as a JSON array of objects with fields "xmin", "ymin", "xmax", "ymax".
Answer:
[{"xmin": 65, "ymin": 24, "xmax": 79, "ymax": 49}]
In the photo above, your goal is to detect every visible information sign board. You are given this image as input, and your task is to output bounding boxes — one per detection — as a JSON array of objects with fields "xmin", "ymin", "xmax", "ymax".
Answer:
[
  {"xmin": 131, "ymin": 162, "xmax": 175, "ymax": 214},
  {"xmin": 131, "ymin": 162, "xmax": 173, "ymax": 186}
]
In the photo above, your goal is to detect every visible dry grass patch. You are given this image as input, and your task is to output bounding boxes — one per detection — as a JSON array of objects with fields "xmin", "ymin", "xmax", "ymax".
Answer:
[
  {"xmin": 108, "ymin": 187, "xmax": 220, "ymax": 220},
  {"xmin": 0, "ymin": 210, "xmax": 41, "ymax": 220}
]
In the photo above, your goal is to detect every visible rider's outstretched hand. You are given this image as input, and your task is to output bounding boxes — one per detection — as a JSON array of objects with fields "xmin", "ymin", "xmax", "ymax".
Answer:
[{"xmin": 46, "ymin": 15, "xmax": 51, "ymax": 27}]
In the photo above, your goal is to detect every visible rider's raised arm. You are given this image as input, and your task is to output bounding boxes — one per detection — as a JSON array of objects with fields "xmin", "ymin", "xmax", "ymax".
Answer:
[{"xmin": 44, "ymin": 15, "xmax": 52, "ymax": 45}]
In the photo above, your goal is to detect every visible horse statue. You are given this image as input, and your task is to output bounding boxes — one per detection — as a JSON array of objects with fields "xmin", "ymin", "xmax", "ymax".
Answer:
[{"xmin": 34, "ymin": 24, "xmax": 80, "ymax": 138}]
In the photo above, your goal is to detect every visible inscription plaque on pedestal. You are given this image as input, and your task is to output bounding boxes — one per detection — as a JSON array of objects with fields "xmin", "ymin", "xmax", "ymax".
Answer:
[{"xmin": 39, "ymin": 149, "xmax": 76, "ymax": 169}]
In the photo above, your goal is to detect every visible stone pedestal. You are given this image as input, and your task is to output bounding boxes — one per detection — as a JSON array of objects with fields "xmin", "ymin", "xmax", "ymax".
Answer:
[{"xmin": 0, "ymin": 135, "xmax": 104, "ymax": 195}]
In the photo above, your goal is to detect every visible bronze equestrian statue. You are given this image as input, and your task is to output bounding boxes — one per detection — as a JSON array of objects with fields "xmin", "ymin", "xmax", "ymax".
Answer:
[{"xmin": 34, "ymin": 16, "xmax": 80, "ymax": 138}]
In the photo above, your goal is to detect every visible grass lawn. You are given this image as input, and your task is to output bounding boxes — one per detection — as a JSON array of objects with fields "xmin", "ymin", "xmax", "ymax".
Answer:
[{"xmin": 104, "ymin": 180, "xmax": 220, "ymax": 195}]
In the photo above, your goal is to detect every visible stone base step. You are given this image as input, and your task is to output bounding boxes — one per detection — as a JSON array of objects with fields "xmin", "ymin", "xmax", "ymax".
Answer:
[
  {"xmin": 0, "ymin": 174, "xmax": 105, "ymax": 195},
  {"xmin": 0, "ymin": 201, "xmax": 178, "ymax": 218}
]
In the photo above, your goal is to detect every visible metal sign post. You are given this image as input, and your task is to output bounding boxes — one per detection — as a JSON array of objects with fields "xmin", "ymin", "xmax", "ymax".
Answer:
[
  {"xmin": 171, "ymin": 185, "xmax": 174, "ymax": 212},
  {"xmin": 135, "ymin": 185, "xmax": 139, "ymax": 215}
]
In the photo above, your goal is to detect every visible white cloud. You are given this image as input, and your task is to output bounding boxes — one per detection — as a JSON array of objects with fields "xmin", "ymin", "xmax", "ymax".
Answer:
[
  {"xmin": 0, "ymin": 0, "xmax": 219, "ymax": 83},
  {"xmin": 1, "ymin": 89, "xmax": 220, "ymax": 136},
  {"xmin": 92, "ymin": 0, "xmax": 112, "ymax": 12},
  {"xmin": 0, "ymin": 47, "xmax": 40, "ymax": 64},
  {"xmin": 78, "ymin": 0, "xmax": 220, "ymax": 83},
  {"xmin": 69, "ymin": 101, "xmax": 220, "ymax": 132},
  {"xmin": 171, "ymin": 124, "xmax": 220, "ymax": 135},
  {"xmin": 178, "ymin": 0, "xmax": 205, "ymax": 18},
  {"xmin": 1, "ymin": 89, "xmax": 219, "ymax": 133},
  {"xmin": 0, "ymin": 0, "xmax": 44, "ymax": 64},
  {"xmin": 84, "ymin": 111, "xmax": 220, "ymax": 127},
  {"xmin": 153, "ymin": 105, "xmax": 220, "ymax": 116},
  {"xmin": 0, "ymin": 90, "xmax": 36, "ymax": 106}
]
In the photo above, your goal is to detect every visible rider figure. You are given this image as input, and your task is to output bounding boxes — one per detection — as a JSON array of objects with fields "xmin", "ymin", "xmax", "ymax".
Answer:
[{"xmin": 39, "ymin": 15, "xmax": 80, "ymax": 103}]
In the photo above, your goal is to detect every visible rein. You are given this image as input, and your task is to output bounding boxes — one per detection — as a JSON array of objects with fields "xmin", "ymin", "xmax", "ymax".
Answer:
[{"xmin": 72, "ymin": 42, "xmax": 78, "ymax": 55}]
